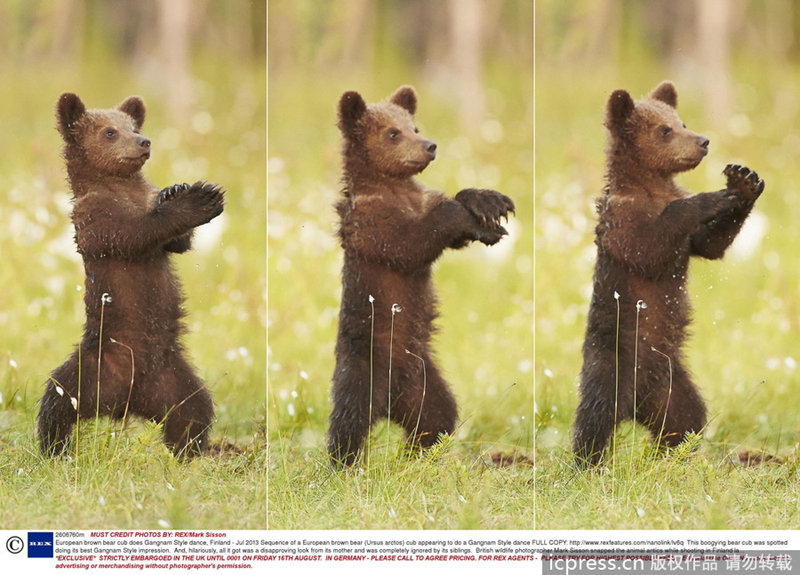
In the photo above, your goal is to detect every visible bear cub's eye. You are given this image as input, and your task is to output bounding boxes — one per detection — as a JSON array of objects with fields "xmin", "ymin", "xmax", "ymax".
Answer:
[
  {"xmin": 105, "ymin": 129, "xmax": 116, "ymax": 138},
  {"xmin": 389, "ymin": 129, "xmax": 400, "ymax": 139},
  {"xmin": 660, "ymin": 126, "xmax": 672, "ymax": 137}
]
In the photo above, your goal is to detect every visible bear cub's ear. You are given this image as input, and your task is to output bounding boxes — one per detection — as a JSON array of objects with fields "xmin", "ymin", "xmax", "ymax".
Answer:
[
  {"xmin": 389, "ymin": 85, "xmax": 417, "ymax": 116},
  {"xmin": 118, "ymin": 96, "xmax": 146, "ymax": 130},
  {"xmin": 57, "ymin": 92, "xmax": 86, "ymax": 141},
  {"xmin": 338, "ymin": 91, "xmax": 367, "ymax": 136},
  {"xmin": 605, "ymin": 89, "xmax": 635, "ymax": 133},
  {"xmin": 650, "ymin": 81, "xmax": 678, "ymax": 108}
]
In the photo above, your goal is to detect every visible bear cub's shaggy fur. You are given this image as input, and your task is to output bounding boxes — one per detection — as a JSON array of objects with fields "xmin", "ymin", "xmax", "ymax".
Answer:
[
  {"xmin": 329, "ymin": 85, "xmax": 515, "ymax": 467},
  {"xmin": 37, "ymin": 93, "xmax": 225, "ymax": 458},
  {"xmin": 573, "ymin": 81, "xmax": 765, "ymax": 467}
]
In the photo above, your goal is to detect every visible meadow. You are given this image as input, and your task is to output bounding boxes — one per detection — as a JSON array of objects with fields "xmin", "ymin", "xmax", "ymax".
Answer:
[
  {"xmin": 535, "ymin": 56, "xmax": 800, "ymax": 529},
  {"xmin": 0, "ymin": 57, "xmax": 266, "ymax": 529},
  {"xmin": 267, "ymin": 68, "xmax": 534, "ymax": 529}
]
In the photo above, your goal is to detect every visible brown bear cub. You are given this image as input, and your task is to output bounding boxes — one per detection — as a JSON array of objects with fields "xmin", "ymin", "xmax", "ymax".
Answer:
[
  {"xmin": 37, "ymin": 93, "xmax": 225, "ymax": 458},
  {"xmin": 573, "ymin": 81, "xmax": 764, "ymax": 467},
  {"xmin": 329, "ymin": 85, "xmax": 514, "ymax": 467}
]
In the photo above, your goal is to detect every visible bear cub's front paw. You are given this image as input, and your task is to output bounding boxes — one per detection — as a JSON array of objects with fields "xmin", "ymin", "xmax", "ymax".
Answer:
[
  {"xmin": 474, "ymin": 226, "xmax": 508, "ymax": 246},
  {"xmin": 723, "ymin": 164, "xmax": 765, "ymax": 202},
  {"xmin": 185, "ymin": 181, "xmax": 226, "ymax": 223},
  {"xmin": 157, "ymin": 183, "xmax": 191, "ymax": 205},
  {"xmin": 455, "ymin": 188, "xmax": 516, "ymax": 229}
]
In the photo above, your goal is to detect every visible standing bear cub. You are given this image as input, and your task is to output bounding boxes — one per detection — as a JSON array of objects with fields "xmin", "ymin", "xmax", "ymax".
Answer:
[
  {"xmin": 38, "ymin": 93, "xmax": 225, "ymax": 458},
  {"xmin": 573, "ymin": 81, "xmax": 764, "ymax": 467},
  {"xmin": 329, "ymin": 85, "xmax": 514, "ymax": 467}
]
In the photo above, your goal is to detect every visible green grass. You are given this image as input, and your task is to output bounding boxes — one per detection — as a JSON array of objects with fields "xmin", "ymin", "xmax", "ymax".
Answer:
[
  {"xmin": 267, "ymin": 68, "xmax": 534, "ymax": 529},
  {"xmin": 535, "ymin": 435, "xmax": 800, "ymax": 530},
  {"xmin": 535, "ymin": 56, "xmax": 800, "ymax": 529},
  {"xmin": 0, "ymin": 57, "xmax": 265, "ymax": 529}
]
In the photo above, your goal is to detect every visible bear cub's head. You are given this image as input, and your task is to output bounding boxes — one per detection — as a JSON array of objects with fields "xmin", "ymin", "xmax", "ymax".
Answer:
[
  {"xmin": 605, "ymin": 81, "xmax": 709, "ymax": 174},
  {"xmin": 338, "ymin": 85, "xmax": 437, "ymax": 178},
  {"xmin": 57, "ymin": 92, "xmax": 151, "ymax": 177}
]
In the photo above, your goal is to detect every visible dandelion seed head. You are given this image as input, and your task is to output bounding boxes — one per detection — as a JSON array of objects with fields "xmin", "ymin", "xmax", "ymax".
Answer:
[
  {"xmin": 368, "ymin": 295, "xmax": 374, "ymax": 303},
  {"xmin": 391, "ymin": 303, "xmax": 402, "ymax": 314},
  {"xmin": 544, "ymin": 368, "xmax": 553, "ymax": 378},
  {"xmin": 291, "ymin": 390, "xmax": 298, "ymax": 399},
  {"xmin": 101, "ymin": 293, "xmax": 112, "ymax": 304},
  {"xmin": 299, "ymin": 370, "xmax": 309, "ymax": 380},
  {"xmin": 614, "ymin": 291, "xmax": 620, "ymax": 300},
  {"xmin": 287, "ymin": 403, "xmax": 296, "ymax": 417},
  {"xmin": 8, "ymin": 359, "xmax": 17, "ymax": 369},
  {"xmin": 636, "ymin": 300, "xmax": 647, "ymax": 310}
]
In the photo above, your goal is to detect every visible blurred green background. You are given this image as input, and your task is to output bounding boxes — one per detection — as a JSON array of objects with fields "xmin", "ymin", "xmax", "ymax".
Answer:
[
  {"xmin": 268, "ymin": 0, "xmax": 533, "ymax": 528},
  {"xmin": 536, "ymin": 0, "xmax": 800, "ymax": 527},
  {"xmin": 0, "ymin": 1, "xmax": 266, "ymax": 529}
]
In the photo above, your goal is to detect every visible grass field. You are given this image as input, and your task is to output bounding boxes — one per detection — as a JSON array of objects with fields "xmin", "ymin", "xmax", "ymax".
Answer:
[
  {"xmin": 0, "ymin": 58, "xmax": 266, "ymax": 530},
  {"xmin": 535, "ymin": 58, "xmax": 800, "ymax": 529},
  {"xmin": 267, "ymin": 69, "xmax": 534, "ymax": 529}
]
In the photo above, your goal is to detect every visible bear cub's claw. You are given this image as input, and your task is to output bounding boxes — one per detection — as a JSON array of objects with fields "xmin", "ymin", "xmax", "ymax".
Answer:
[
  {"xmin": 157, "ymin": 182, "xmax": 192, "ymax": 205},
  {"xmin": 723, "ymin": 164, "xmax": 765, "ymax": 202},
  {"xmin": 455, "ymin": 188, "xmax": 516, "ymax": 229}
]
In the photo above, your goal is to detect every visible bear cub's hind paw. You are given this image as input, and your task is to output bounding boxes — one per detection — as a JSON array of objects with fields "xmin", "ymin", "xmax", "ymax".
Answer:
[{"xmin": 723, "ymin": 164, "xmax": 765, "ymax": 202}]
